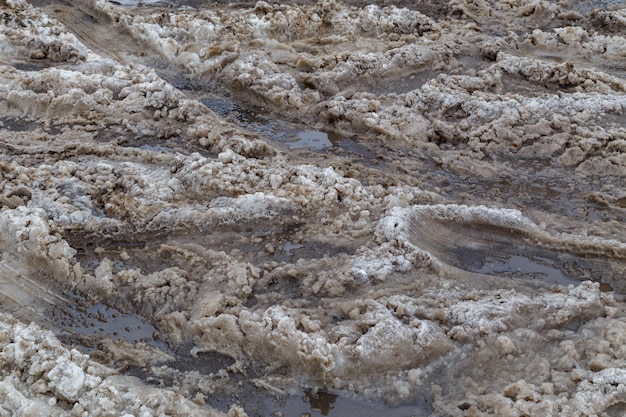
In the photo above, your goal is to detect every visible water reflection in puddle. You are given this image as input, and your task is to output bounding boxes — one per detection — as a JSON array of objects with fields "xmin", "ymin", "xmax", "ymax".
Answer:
[
  {"xmin": 0, "ymin": 261, "xmax": 164, "ymax": 352},
  {"xmin": 293, "ymin": 130, "xmax": 333, "ymax": 149},
  {"xmin": 258, "ymin": 390, "xmax": 431, "ymax": 417},
  {"xmin": 52, "ymin": 294, "xmax": 170, "ymax": 353},
  {"xmin": 478, "ymin": 254, "xmax": 579, "ymax": 287},
  {"xmin": 200, "ymin": 93, "xmax": 411, "ymax": 161},
  {"xmin": 201, "ymin": 96, "xmax": 333, "ymax": 150},
  {"xmin": 70, "ymin": 303, "xmax": 165, "ymax": 348},
  {"xmin": 200, "ymin": 97, "xmax": 238, "ymax": 116},
  {"xmin": 200, "ymin": 95, "xmax": 383, "ymax": 156},
  {"xmin": 407, "ymin": 213, "xmax": 620, "ymax": 292},
  {"xmin": 283, "ymin": 241, "xmax": 304, "ymax": 256}
]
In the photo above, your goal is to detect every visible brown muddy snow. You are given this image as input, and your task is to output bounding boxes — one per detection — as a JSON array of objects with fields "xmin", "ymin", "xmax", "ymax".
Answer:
[{"xmin": 1, "ymin": 0, "xmax": 626, "ymax": 415}]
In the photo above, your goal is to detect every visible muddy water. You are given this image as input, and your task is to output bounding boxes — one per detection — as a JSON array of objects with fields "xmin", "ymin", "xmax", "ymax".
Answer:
[{"xmin": 3, "ymin": 0, "xmax": 626, "ymax": 416}]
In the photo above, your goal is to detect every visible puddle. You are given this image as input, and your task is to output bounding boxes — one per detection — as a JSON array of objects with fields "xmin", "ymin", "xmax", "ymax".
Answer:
[
  {"xmin": 292, "ymin": 130, "xmax": 333, "ymax": 149},
  {"xmin": 202, "ymin": 95, "xmax": 380, "ymax": 157},
  {"xmin": 405, "ymin": 211, "xmax": 622, "ymax": 292},
  {"xmin": 49, "ymin": 291, "xmax": 169, "ymax": 353},
  {"xmin": 131, "ymin": 361, "xmax": 433, "ymax": 417},
  {"xmin": 200, "ymin": 97, "xmax": 240, "ymax": 116},
  {"xmin": 261, "ymin": 390, "xmax": 432, "ymax": 417},
  {"xmin": 329, "ymin": 137, "xmax": 381, "ymax": 167},
  {"xmin": 0, "ymin": 260, "xmax": 166, "ymax": 353},
  {"xmin": 92, "ymin": 125, "xmax": 204, "ymax": 155},
  {"xmin": 471, "ymin": 252, "xmax": 581, "ymax": 287},
  {"xmin": 201, "ymin": 96, "xmax": 333, "ymax": 150},
  {"xmin": 283, "ymin": 241, "xmax": 304, "ymax": 256},
  {"xmin": 65, "ymin": 303, "xmax": 167, "ymax": 350}
]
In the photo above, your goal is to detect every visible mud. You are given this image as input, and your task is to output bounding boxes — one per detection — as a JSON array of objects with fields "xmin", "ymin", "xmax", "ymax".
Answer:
[{"xmin": 2, "ymin": 0, "xmax": 626, "ymax": 415}]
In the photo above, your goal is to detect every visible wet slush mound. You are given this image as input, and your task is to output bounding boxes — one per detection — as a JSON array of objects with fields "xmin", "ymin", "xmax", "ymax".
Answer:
[{"xmin": 402, "ymin": 204, "xmax": 626, "ymax": 293}]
